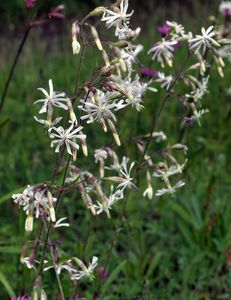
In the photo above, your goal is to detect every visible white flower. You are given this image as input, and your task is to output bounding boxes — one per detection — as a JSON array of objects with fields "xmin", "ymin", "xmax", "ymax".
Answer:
[
  {"xmin": 166, "ymin": 21, "xmax": 186, "ymax": 40},
  {"xmin": 105, "ymin": 157, "xmax": 136, "ymax": 191},
  {"xmin": 94, "ymin": 187, "xmax": 123, "ymax": 218},
  {"xmin": 20, "ymin": 257, "xmax": 40, "ymax": 270},
  {"xmin": 166, "ymin": 21, "xmax": 192, "ymax": 41},
  {"xmin": 219, "ymin": 1, "xmax": 231, "ymax": 16},
  {"xmin": 150, "ymin": 131, "xmax": 167, "ymax": 142},
  {"xmin": 34, "ymin": 79, "xmax": 68, "ymax": 114},
  {"xmin": 186, "ymin": 76, "xmax": 209, "ymax": 102},
  {"xmin": 49, "ymin": 124, "xmax": 86, "ymax": 156},
  {"xmin": 156, "ymin": 72, "xmax": 174, "ymax": 90},
  {"xmin": 153, "ymin": 161, "xmax": 186, "ymax": 180},
  {"xmin": 54, "ymin": 217, "xmax": 70, "ymax": 228},
  {"xmin": 167, "ymin": 160, "xmax": 188, "ymax": 177},
  {"xmin": 124, "ymin": 75, "xmax": 147, "ymax": 111},
  {"xmin": 116, "ymin": 26, "xmax": 141, "ymax": 40},
  {"xmin": 94, "ymin": 148, "xmax": 108, "ymax": 162},
  {"xmin": 120, "ymin": 44, "xmax": 143, "ymax": 72},
  {"xmin": 79, "ymin": 90, "xmax": 123, "ymax": 127},
  {"xmin": 32, "ymin": 190, "xmax": 56, "ymax": 219},
  {"xmin": 71, "ymin": 256, "xmax": 98, "ymax": 281},
  {"xmin": 143, "ymin": 184, "xmax": 153, "ymax": 200},
  {"xmin": 118, "ymin": 26, "xmax": 141, "ymax": 40},
  {"xmin": 101, "ymin": 0, "xmax": 134, "ymax": 36},
  {"xmin": 44, "ymin": 260, "xmax": 75, "ymax": 275},
  {"xmin": 148, "ymin": 39, "xmax": 177, "ymax": 67},
  {"xmin": 189, "ymin": 26, "xmax": 220, "ymax": 55},
  {"xmin": 34, "ymin": 116, "xmax": 62, "ymax": 128},
  {"xmin": 34, "ymin": 190, "xmax": 47, "ymax": 218},
  {"xmin": 13, "ymin": 186, "xmax": 33, "ymax": 206},
  {"xmin": 114, "ymin": 75, "xmax": 148, "ymax": 111},
  {"xmin": 192, "ymin": 108, "xmax": 209, "ymax": 125},
  {"xmin": 156, "ymin": 181, "xmax": 185, "ymax": 196}
]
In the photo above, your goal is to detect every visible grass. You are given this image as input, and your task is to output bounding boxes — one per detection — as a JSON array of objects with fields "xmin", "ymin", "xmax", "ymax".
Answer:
[{"xmin": 1, "ymin": 1, "xmax": 231, "ymax": 299}]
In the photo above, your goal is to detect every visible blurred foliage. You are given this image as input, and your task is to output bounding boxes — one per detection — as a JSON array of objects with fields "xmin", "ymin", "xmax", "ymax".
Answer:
[{"xmin": 1, "ymin": 0, "xmax": 231, "ymax": 299}]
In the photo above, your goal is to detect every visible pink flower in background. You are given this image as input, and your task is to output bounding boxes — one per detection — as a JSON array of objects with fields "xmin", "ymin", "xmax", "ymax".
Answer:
[
  {"xmin": 11, "ymin": 297, "xmax": 31, "ymax": 300},
  {"xmin": 97, "ymin": 267, "xmax": 109, "ymax": 283},
  {"xmin": 48, "ymin": 5, "xmax": 65, "ymax": 19},
  {"xmin": 157, "ymin": 23, "xmax": 171, "ymax": 37},
  {"xmin": 140, "ymin": 66, "xmax": 159, "ymax": 79},
  {"xmin": 25, "ymin": 0, "xmax": 36, "ymax": 9}
]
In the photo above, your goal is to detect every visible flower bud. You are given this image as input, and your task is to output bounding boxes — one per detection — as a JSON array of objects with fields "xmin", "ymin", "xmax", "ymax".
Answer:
[
  {"xmin": 99, "ymin": 66, "xmax": 112, "ymax": 77},
  {"xmin": 72, "ymin": 23, "xmax": 81, "ymax": 55},
  {"xmin": 102, "ymin": 50, "xmax": 110, "ymax": 67},
  {"xmin": 32, "ymin": 290, "xmax": 39, "ymax": 300},
  {"xmin": 72, "ymin": 39, "xmax": 81, "ymax": 55},
  {"xmin": 40, "ymin": 289, "xmax": 47, "ymax": 300},
  {"xmin": 91, "ymin": 26, "xmax": 103, "ymax": 51},
  {"xmin": 217, "ymin": 66, "xmax": 224, "ymax": 77},
  {"xmin": 25, "ymin": 214, "xmax": 33, "ymax": 232},
  {"xmin": 81, "ymin": 138, "xmax": 88, "ymax": 157},
  {"xmin": 114, "ymin": 47, "xmax": 126, "ymax": 72},
  {"xmin": 73, "ymin": 148, "xmax": 77, "ymax": 161},
  {"xmin": 88, "ymin": 6, "xmax": 106, "ymax": 17},
  {"xmin": 110, "ymin": 41, "xmax": 129, "ymax": 48},
  {"xmin": 67, "ymin": 99, "xmax": 77, "ymax": 123},
  {"xmin": 95, "ymin": 184, "xmax": 108, "ymax": 204},
  {"xmin": 73, "ymin": 257, "xmax": 87, "ymax": 272},
  {"xmin": 99, "ymin": 160, "xmax": 105, "ymax": 178},
  {"xmin": 107, "ymin": 119, "xmax": 121, "ymax": 146},
  {"xmin": 47, "ymin": 191, "xmax": 56, "ymax": 222}
]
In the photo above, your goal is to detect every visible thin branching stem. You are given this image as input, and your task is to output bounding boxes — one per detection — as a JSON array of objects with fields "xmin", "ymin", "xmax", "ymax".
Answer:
[{"xmin": 0, "ymin": 27, "xmax": 31, "ymax": 113}]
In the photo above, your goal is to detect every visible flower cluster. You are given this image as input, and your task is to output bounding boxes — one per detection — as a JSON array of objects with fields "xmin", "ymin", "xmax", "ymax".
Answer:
[
  {"xmin": 13, "ymin": 185, "xmax": 57, "ymax": 231},
  {"xmin": 12, "ymin": 0, "xmax": 230, "ymax": 298}
]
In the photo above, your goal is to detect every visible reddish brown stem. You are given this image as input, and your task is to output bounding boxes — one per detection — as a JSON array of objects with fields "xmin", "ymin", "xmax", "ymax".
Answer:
[{"xmin": 0, "ymin": 26, "xmax": 31, "ymax": 113}]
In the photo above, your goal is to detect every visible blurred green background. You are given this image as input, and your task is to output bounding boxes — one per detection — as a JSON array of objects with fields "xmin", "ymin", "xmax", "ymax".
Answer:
[{"xmin": 1, "ymin": 0, "xmax": 231, "ymax": 299}]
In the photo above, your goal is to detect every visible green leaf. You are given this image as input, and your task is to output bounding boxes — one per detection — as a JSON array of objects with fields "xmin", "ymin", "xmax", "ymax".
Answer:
[
  {"xmin": 0, "ymin": 187, "xmax": 24, "ymax": 205},
  {"xmin": 0, "ymin": 246, "xmax": 21, "ymax": 254},
  {"xmin": 0, "ymin": 271, "xmax": 15, "ymax": 297},
  {"xmin": 101, "ymin": 260, "xmax": 127, "ymax": 296}
]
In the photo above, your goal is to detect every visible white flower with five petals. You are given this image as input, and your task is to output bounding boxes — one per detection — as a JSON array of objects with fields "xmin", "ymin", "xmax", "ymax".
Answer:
[
  {"xmin": 189, "ymin": 26, "xmax": 220, "ymax": 55},
  {"xmin": 101, "ymin": 0, "xmax": 134, "ymax": 37},
  {"xmin": 34, "ymin": 79, "xmax": 68, "ymax": 114},
  {"xmin": 148, "ymin": 39, "xmax": 177, "ymax": 67},
  {"xmin": 71, "ymin": 256, "xmax": 98, "ymax": 281},
  {"xmin": 49, "ymin": 125, "xmax": 86, "ymax": 156}
]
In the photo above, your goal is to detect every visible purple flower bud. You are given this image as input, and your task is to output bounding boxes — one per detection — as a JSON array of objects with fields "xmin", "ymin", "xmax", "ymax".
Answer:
[
  {"xmin": 25, "ymin": 0, "xmax": 36, "ymax": 9},
  {"xmin": 97, "ymin": 267, "xmax": 109, "ymax": 283},
  {"xmin": 174, "ymin": 41, "xmax": 182, "ymax": 50},
  {"xmin": 157, "ymin": 23, "xmax": 171, "ymax": 37},
  {"xmin": 182, "ymin": 116, "xmax": 195, "ymax": 127},
  {"xmin": 48, "ymin": 5, "xmax": 65, "ymax": 19},
  {"xmin": 224, "ymin": 8, "xmax": 230, "ymax": 16},
  {"xmin": 140, "ymin": 66, "xmax": 159, "ymax": 79}
]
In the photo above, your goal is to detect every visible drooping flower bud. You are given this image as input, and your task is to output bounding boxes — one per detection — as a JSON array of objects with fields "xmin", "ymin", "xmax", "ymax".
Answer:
[
  {"xmin": 88, "ymin": 6, "xmax": 106, "ymax": 17},
  {"xmin": 102, "ymin": 50, "xmax": 110, "ymax": 67},
  {"xmin": 47, "ymin": 190, "xmax": 56, "ymax": 223},
  {"xmin": 72, "ymin": 23, "xmax": 81, "ymax": 55},
  {"xmin": 107, "ymin": 119, "xmax": 121, "ymax": 146},
  {"xmin": 91, "ymin": 26, "xmax": 103, "ymax": 51},
  {"xmin": 25, "ymin": 214, "xmax": 33, "ymax": 232},
  {"xmin": 114, "ymin": 47, "xmax": 127, "ymax": 72}
]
